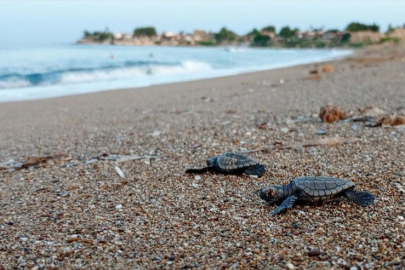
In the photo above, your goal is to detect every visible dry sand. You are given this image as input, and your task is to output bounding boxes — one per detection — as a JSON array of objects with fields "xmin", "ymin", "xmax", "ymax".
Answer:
[{"xmin": 0, "ymin": 45, "xmax": 405, "ymax": 269}]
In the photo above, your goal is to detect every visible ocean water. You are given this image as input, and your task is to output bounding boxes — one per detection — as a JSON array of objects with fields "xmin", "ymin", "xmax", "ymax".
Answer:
[{"xmin": 0, "ymin": 45, "xmax": 352, "ymax": 102}]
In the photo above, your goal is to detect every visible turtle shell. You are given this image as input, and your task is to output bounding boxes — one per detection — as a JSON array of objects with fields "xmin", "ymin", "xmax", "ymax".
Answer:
[
  {"xmin": 293, "ymin": 176, "xmax": 355, "ymax": 197},
  {"xmin": 217, "ymin": 152, "xmax": 258, "ymax": 170}
]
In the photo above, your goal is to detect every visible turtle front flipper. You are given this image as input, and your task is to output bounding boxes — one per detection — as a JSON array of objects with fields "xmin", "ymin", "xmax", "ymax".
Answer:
[
  {"xmin": 343, "ymin": 190, "xmax": 375, "ymax": 207},
  {"xmin": 243, "ymin": 164, "xmax": 265, "ymax": 177},
  {"xmin": 185, "ymin": 167, "xmax": 210, "ymax": 174},
  {"xmin": 272, "ymin": 195, "xmax": 298, "ymax": 215}
]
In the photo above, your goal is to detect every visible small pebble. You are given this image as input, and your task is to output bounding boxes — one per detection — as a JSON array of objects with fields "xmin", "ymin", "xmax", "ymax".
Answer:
[
  {"xmin": 60, "ymin": 191, "xmax": 69, "ymax": 197},
  {"xmin": 116, "ymin": 204, "xmax": 123, "ymax": 209},
  {"xmin": 286, "ymin": 263, "xmax": 295, "ymax": 269},
  {"xmin": 307, "ymin": 248, "xmax": 320, "ymax": 256},
  {"xmin": 115, "ymin": 166, "xmax": 125, "ymax": 179}
]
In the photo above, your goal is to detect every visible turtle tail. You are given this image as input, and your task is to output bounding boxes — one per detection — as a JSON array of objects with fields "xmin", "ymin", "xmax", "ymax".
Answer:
[
  {"xmin": 185, "ymin": 167, "xmax": 210, "ymax": 174},
  {"xmin": 344, "ymin": 190, "xmax": 375, "ymax": 207},
  {"xmin": 243, "ymin": 164, "xmax": 265, "ymax": 178}
]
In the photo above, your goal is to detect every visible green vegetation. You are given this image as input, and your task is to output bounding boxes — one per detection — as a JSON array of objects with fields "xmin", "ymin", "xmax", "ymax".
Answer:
[
  {"xmin": 247, "ymin": 28, "xmax": 260, "ymax": 36},
  {"xmin": 341, "ymin": 33, "xmax": 351, "ymax": 43},
  {"xmin": 252, "ymin": 34, "xmax": 271, "ymax": 47},
  {"xmin": 134, "ymin": 27, "xmax": 157, "ymax": 37},
  {"xmin": 325, "ymin": 29, "xmax": 339, "ymax": 33},
  {"xmin": 261, "ymin": 25, "xmax": 276, "ymax": 33},
  {"xmin": 345, "ymin": 22, "xmax": 379, "ymax": 32},
  {"xmin": 280, "ymin": 38, "xmax": 327, "ymax": 48},
  {"xmin": 199, "ymin": 40, "xmax": 216, "ymax": 46},
  {"xmin": 379, "ymin": 37, "xmax": 400, "ymax": 44},
  {"xmin": 82, "ymin": 30, "xmax": 114, "ymax": 41},
  {"xmin": 83, "ymin": 31, "xmax": 92, "ymax": 38},
  {"xmin": 215, "ymin": 27, "xmax": 238, "ymax": 42},
  {"xmin": 279, "ymin": 26, "xmax": 298, "ymax": 40},
  {"xmin": 350, "ymin": 42, "xmax": 365, "ymax": 48}
]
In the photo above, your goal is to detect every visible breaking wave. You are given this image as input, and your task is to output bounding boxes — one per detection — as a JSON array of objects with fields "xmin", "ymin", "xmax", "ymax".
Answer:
[{"xmin": 0, "ymin": 60, "xmax": 212, "ymax": 89}]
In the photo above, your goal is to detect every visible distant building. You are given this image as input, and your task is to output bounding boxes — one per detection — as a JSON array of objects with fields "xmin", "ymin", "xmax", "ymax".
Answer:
[
  {"xmin": 122, "ymin": 33, "xmax": 133, "ymax": 41},
  {"xmin": 193, "ymin": 30, "xmax": 215, "ymax": 42},
  {"xmin": 193, "ymin": 30, "xmax": 207, "ymax": 42},
  {"xmin": 114, "ymin": 33, "xmax": 133, "ymax": 41},
  {"xmin": 260, "ymin": 30, "xmax": 276, "ymax": 39},
  {"xmin": 113, "ymin": 33, "xmax": 123, "ymax": 40},
  {"xmin": 302, "ymin": 30, "xmax": 323, "ymax": 39},
  {"xmin": 162, "ymin": 31, "xmax": 176, "ymax": 39}
]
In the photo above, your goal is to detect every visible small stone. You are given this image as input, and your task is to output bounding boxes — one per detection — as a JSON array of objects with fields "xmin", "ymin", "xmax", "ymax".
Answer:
[
  {"xmin": 61, "ymin": 246, "xmax": 72, "ymax": 252},
  {"xmin": 397, "ymin": 216, "xmax": 404, "ymax": 221},
  {"xmin": 286, "ymin": 118, "xmax": 295, "ymax": 125},
  {"xmin": 58, "ymin": 191, "xmax": 69, "ymax": 197},
  {"xmin": 307, "ymin": 248, "xmax": 320, "ymax": 256},
  {"xmin": 115, "ymin": 166, "xmax": 125, "ymax": 179},
  {"xmin": 350, "ymin": 267, "xmax": 358, "ymax": 270},
  {"xmin": 194, "ymin": 175, "xmax": 201, "ymax": 180},
  {"xmin": 192, "ymin": 183, "xmax": 199, "ymax": 188},
  {"xmin": 67, "ymin": 237, "xmax": 79, "ymax": 243},
  {"xmin": 337, "ymin": 258, "xmax": 349, "ymax": 267},
  {"xmin": 317, "ymin": 130, "xmax": 326, "ymax": 135},
  {"xmin": 116, "ymin": 204, "xmax": 123, "ymax": 209},
  {"xmin": 280, "ymin": 127, "xmax": 289, "ymax": 133},
  {"xmin": 351, "ymin": 124, "xmax": 358, "ymax": 131},
  {"xmin": 20, "ymin": 237, "xmax": 28, "ymax": 242},
  {"xmin": 286, "ymin": 263, "xmax": 295, "ymax": 269},
  {"xmin": 308, "ymin": 147, "xmax": 317, "ymax": 155}
]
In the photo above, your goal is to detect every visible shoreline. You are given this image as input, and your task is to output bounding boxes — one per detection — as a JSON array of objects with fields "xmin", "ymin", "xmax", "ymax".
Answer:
[
  {"xmin": 1, "ymin": 44, "xmax": 405, "ymax": 269},
  {"xmin": 0, "ymin": 48, "xmax": 354, "ymax": 104}
]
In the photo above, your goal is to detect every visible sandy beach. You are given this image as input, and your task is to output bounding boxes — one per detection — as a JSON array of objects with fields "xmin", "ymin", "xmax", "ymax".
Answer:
[{"xmin": 1, "ymin": 44, "xmax": 405, "ymax": 269}]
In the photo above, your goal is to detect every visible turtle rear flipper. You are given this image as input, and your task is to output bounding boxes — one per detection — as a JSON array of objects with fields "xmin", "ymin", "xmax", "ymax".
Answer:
[
  {"xmin": 344, "ymin": 190, "xmax": 375, "ymax": 207},
  {"xmin": 185, "ymin": 167, "xmax": 210, "ymax": 174},
  {"xmin": 243, "ymin": 164, "xmax": 265, "ymax": 177}
]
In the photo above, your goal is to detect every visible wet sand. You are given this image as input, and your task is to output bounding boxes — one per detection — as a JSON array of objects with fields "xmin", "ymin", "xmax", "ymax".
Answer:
[{"xmin": 0, "ymin": 45, "xmax": 405, "ymax": 269}]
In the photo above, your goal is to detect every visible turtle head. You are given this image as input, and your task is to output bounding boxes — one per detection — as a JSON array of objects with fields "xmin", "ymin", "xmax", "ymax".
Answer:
[
  {"xmin": 258, "ymin": 185, "xmax": 283, "ymax": 203},
  {"xmin": 206, "ymin": 157, "xmax": 217, "ymax": 167}
]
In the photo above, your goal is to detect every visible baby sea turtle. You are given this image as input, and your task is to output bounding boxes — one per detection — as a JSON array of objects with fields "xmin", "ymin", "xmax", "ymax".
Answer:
[
  {"xmin": 186, "ymin": 152, "xmax": 265, "ymax": 177},
  {"xmin": 258, "ymin": 176, "xmax": 375, "ymax": 215}
]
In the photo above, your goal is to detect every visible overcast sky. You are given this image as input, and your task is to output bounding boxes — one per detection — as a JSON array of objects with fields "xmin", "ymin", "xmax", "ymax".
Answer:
[{"xmin": 1, "ymin": 1, "xmax": 405, "ymax": 46}]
